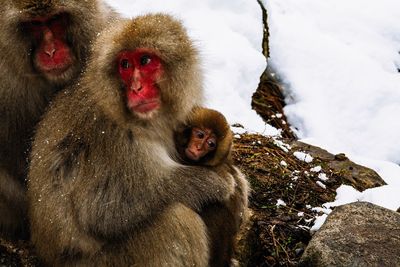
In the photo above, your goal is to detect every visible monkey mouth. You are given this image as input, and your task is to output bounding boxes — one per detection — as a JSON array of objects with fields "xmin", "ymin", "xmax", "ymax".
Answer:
[
  {"xmin": 35, "ymin": 58, "xmax": 73, "ymax": 79},
  {"xmin": 41, "ymin": 64, "xmax": 72, "ymax": 76},
  {"xmin": 185, "ymin": 148, "xmax": 200, "ymax": 161},
  {"xmin": 129, "ymin": 99, "xmax": 161, "ymax": 114}
]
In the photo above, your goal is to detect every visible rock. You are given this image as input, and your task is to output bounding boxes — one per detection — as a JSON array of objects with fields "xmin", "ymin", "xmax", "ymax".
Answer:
[
  {"xmin": 291, "ymin": 141, "xmax": 386, "ymax": 191},
  {"xmin": 334, "ymin": 153, "xmax": 347, "ymax": 161},
  {"xmin": 299, "ymin": 202, "xmax": 400, "ymax": 267}
]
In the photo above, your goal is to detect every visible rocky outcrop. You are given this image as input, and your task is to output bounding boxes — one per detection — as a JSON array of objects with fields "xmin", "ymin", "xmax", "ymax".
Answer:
[
  {"xmin": 231, "ymin": 135, "xmax": 386, "ymax": 266},
  {"xmin": 299, "ymin": 202, "xmax": 400, "ymax": 267},
  {"xmin": 252, "ymin": 69, "xmax": 296, "ymax": 139},
  {"xmin": 252, "ymin": 1, "xmax": 296, "ymax": 139},
  {"xmin": 291, "ymin": 141, "xmax": 386, "ymax": 191}
]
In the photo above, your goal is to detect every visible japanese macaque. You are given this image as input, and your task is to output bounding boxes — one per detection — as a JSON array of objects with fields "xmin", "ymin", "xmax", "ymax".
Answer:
[
  {"xmin": 0, "ymin": 0, "xmax": 116, "ymax": 239},
  {"xmin": 28, "ymin": 14, "xmax": 235, "ymax": 266},
  {"xmin": 175, "ymin": 107, "xmax": 250, "ymax": 267}
]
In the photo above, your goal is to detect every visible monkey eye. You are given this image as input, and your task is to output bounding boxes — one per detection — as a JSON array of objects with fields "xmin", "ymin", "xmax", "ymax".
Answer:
[
  {"xmin": 140, "ymin": 55, "xmax": 152, "ymax": 66},
  {"xmin": 30, "ymin": 20, "xmax": 43, "ymax": 27},
  {"xmin": 195, "ymin": 130, "xmax": 205, "ymax": 139},
  {"xmin": 207, "ymin": 139, "xmax": 217, "ymax": 149},
  {"xmin": 120, "ymin": 59, "xmax": 131, "ymax": 69},
  {"xmin": 49, "ymin": 13, "xmax": 62, "ymax": 23}
]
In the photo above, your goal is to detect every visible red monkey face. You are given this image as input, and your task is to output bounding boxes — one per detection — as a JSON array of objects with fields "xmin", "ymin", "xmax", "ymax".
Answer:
[
  {"xmin": 118, "ymin": 49, "xmax": 164, "ymax": 118},
  {"xmin": 185, "ymin": 127, "xmax": 217, "ymax": 161},
  {"xmin": 22, "ymin": 13, "xmax": 74, "ymax": 81}
]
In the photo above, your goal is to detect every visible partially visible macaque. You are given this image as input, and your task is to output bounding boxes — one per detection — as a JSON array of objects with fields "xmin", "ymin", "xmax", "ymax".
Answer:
[
  {"xmin": 175, "ymin": 107, "xmax": 250, "ymax": 267},
  {"xmin": 0, "ymin": 0, "xmax": 116, "ymax": 239},
  {"xmin": 28, "ymin": 14, "xmax": 234, "ymax": 266}
]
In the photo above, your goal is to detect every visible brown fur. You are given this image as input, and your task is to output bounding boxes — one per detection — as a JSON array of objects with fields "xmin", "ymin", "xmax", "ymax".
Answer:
[
  {"xmin": 0, "ymin": 0, "xmax": 116, "ymax": 239},
  {"xmin": 28, "ymin": 14, "xmax": 235, "ymax": 266},
  {"xmin": 175, "ymin": 107, "xmax": 250, "ymax": 267}
]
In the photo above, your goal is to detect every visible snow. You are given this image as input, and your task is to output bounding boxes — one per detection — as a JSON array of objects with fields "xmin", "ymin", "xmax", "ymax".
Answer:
[
  {"xmin": 310, "ymin": 166, "xmax": 321, "ymax": 173},
  {"xmin": 273, "ymin": 139, "xmax": 291, "ymax": 152},
  {"xmin": 276, "ymin": 199, "xmax": 287, "ymax": 207},
  {"xmin": 293, "ymin": 151, "xmax": 313, "ymax": 163},
  {"xmin": 316, "ymin": 181, "xmax": 326, "ymax": 189},
  {"xmin": 310, "ymin": 214, "xmax": 328, "ymax": 233},
  {"xmin": 105, "ymin": 1, "xmax": 400, "ymax": 231},
  {"xmin": 262, "ymin": 0, "xmax": 400, "ymax": 230},
  {"xmin": 318, "ymin": 173, "xmax": 329, "ymax": 182},
  {"xmin": 325, "ymin": 184, "xmax": 400, "ymax": 211},
  {"xmin": 264, "ymin": 0, "xmax": 400, "ymax": 163}
]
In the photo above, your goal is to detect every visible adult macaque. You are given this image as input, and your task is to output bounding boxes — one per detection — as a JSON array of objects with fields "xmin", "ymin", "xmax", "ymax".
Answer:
[
  {"xmin": 28, "ymin": 14, "xmax": 234, "ymax": 266},
  {"xmin": 0, "ymin": 0, "xmax": 116, "ymax": 239},
  {"xmin": 175, "ymin": 107, "xmax": 250, "ymax": 267}
]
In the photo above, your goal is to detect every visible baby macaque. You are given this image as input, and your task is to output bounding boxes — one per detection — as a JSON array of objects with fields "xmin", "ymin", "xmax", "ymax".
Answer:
[{"xmin": 175, "ymin": 107, "xmax": 250, "ymax": 267}]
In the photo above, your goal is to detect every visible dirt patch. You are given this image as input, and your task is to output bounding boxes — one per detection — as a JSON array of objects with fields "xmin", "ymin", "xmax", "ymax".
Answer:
[
  {"xmin": 232, "ymin": 133, "xmax": 383, "ymax": 266},
  {"xmin": 0, "ymin": 238, "xmax": 39, "ymax": 267}
]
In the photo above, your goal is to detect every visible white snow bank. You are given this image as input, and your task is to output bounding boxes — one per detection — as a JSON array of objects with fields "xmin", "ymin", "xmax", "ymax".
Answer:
[{"xmin": 263, "ymin": 0, "xmax": 400, "ymax": 229}]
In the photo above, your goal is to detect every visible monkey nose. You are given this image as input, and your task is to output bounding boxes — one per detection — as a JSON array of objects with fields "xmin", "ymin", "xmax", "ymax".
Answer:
[
  {"xmin": 130, "ymin": 81, "xmax": 142, "ymax": 93},
  {"xmin": 44, "ymin": 47, "xmax": 56, "ymax": 58},
  {"xmin": 43, "ymin": 29, "xmax": 56, "ymax": 57}
]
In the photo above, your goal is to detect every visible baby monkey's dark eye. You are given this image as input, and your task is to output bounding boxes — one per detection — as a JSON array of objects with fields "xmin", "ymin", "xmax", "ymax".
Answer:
[
  {"xmin": 140, "ymin": 55, "xmax": 151, "ymax": 66},
  {"xmin": 207, "ymin": 139, "xmax": 216, "ymax": 149},
  {"xmin": 120, "ymin": 59, "xmax": 131, "ymax": 69},
  {"xmin": 196, "ymin": 131, "xmax": 205, "ymax": 139}
]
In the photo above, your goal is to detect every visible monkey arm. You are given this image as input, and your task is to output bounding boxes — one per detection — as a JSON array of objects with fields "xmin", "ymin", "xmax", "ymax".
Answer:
[
  {"xmin": 168, "ymin": 166, "xmax": 236, "ymax": 211},
  {"xmin": 69, "ymin": 164, "xmax": 235, "ymax": 240}
]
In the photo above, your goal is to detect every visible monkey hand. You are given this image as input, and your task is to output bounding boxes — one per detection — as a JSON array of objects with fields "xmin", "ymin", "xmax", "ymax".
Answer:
[{"xmin": 176, "ymin": 166, "xmax": 236, "ymax": 212}]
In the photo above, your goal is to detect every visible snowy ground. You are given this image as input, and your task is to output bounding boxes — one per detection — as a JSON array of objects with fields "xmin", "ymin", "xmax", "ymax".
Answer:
[
  {"xmin": 263, "ymin": 0, "xmax": 400, "ymax": 223},
  {"xmin": 106, "ymin": 0, "xmax": 400, "ymax": 228}
]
